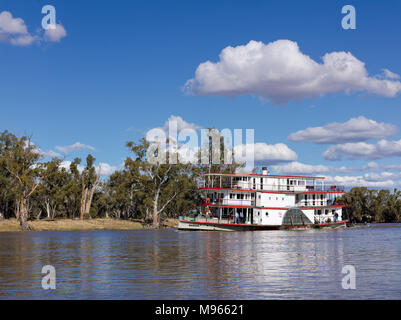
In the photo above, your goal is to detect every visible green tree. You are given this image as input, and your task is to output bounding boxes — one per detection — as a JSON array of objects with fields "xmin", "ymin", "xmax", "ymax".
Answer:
[{"xmin": 0, "ymin": 130, "xmax": 44, "ymax": 230}]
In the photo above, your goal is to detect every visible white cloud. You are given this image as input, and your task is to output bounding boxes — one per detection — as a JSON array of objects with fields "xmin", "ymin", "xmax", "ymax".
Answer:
[
  {"xmin": 27, "ymin": 141, "xmax": 62, "ymax": 159},
  {"xmin": 56, "ymin": 142, "xmax": 96, "ymax": 154},
  {"xmin": 44, "ymin": 24, "xmax": 67, "ymax": 42},
  {"xmin": 97, "ymin": 162, "xmax": 118, "ymax": 177},
  {"xmin": 161, "ymin": 115, "xmax": 203, "ymax": 134},
  {"xmin": 234, "ymin": 142, "xmax": 297, "ymax": 164},
  {"xmin": 0, "ymin": 11, "xmax": 36, "ymax": 46},
  {"xmin": 288, "ymin": 116, "xmax": 397, "ymax": 144},
  {"xmin": 60, "ymin": 160, "xmax": 119, "ymax": 177},
  {"xmin": 271, "ymin": 161, "xmax": 330, "ymax": 175},
  {"xmin": 39, "ymin": 149, "xmax": 62, "ymax": 158},
  {"xmin": 362, "ymin": 171, "xmax": 401, "ymax": 182},
  {"xmin": 324, "ymin": 175, "xmax": 397, "ymax": 188},
  {"xmin": 271, "ymin": 161, "xmax": 401, "ymax": 178},
  {"xmin": 382, "ymin": 68, "xmax": 400, "ymax": 80},
  {"xmin": 0, "ymin": 11, "xmax": 66, "ymax": 46},
  {"xmin": 184, "ymin": 40, "xmax": 401, "ymax": 103},
  {"xmin": 323, "ymin": 139, "xmax": 401, "ymax": 161},
  {"xmin": 0, "ymin": 11, "xmax": 27, "ymax": 34}
]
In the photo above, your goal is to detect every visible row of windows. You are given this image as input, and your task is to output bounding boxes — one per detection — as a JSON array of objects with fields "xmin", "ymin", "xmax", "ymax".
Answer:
[
  {"xmin": 233, "ymin": 177, "xmax": 307, "ymax": 186},
  {"xmin": 208, "ymin": 193, "xmax": 256, "ymax": 200}
]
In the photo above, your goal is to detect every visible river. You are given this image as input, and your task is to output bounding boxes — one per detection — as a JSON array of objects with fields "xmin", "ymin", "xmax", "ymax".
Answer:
[{"xmin": 0, "ymin": 224, "xmax": 400, "ymax": 299}]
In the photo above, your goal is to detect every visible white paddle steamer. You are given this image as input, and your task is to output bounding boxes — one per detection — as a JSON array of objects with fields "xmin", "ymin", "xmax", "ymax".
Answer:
[{"xmin": 178, "ymin": 167, "xmax": 347, "ymax": 231}]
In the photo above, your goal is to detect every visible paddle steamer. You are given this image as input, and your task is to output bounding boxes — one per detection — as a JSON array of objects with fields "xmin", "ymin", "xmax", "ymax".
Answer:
[{"xmin": 178, "ymin": 167, "xmax": 347, "ymax": 231}]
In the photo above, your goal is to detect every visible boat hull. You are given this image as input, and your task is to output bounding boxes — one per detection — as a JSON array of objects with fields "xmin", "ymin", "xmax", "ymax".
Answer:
[{"xmin": 178, "ymin": 220, "xmax": 348, "ymax": 231}]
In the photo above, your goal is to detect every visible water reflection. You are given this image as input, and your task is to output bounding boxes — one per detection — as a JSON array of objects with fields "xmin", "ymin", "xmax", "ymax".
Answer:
[{"xmin": 0, "ymin": 225, "xmax": 401, "ymax": 299}]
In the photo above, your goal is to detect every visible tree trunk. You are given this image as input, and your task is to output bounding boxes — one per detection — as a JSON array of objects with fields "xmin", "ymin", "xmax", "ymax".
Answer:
[
  {"xmin": 84, "ymin": 186, "xmax": 96, "ymax": 216},
  {"xmin": 18, "ymin": 198, "xmax": 31, "ymax": 231},
  {"xmin": 46, "ymin": 200, "xmax": 51, "ymax": 219},
  {"xmin": 80, "ymin": 184, "xmax": 87, "ymax": 219},
  {"xmin": 152, "ymin": 190, "xmax": 160, "ymax": 228}
]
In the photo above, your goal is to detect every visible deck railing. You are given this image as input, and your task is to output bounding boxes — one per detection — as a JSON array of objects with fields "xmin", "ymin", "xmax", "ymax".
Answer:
[
  {"xmin": 198, "ymin": 181, "xmax": 345, "ymax": 193},
  {"xmin": 179, "ymin": 215, "xmax": 247, "ymax": 225}
]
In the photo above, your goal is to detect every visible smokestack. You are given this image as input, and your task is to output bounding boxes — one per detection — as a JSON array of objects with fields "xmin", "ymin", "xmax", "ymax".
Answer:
[{"xmin": 262, "ymin": 167, "xmax": 268, "ymax": 175}]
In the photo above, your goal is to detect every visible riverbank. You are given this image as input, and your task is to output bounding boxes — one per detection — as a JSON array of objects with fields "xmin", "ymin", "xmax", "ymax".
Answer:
[{"xmin": 0, "ymin": 218, "xmax": 178, "ymax": 232}]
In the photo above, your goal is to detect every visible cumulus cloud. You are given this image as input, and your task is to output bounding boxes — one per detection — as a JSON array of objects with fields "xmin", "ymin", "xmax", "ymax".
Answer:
[
  {"xmin": 44, "ymin": 23, "xmax": 67, "ymax": 42},
  {"xmin": 60, "ymin": 161, "xmax": 118, "ymax": 177},
  {"xmin": 324, "ymin": 174, "xmax": 397, "ymax": 188},
  {"xmin": 184, "ymin": 40, "xmax": 401, "ymax": 103},
  {"xmin": 161, "ymin": 115, "xmax": 203, "ymax": 134},
  {"xmin": 97, "ymin": 162, "xmax": 118, "ymax": 176},
  {"xmin": 288, "ymin": 116, "xmax": 397, "ymax": 144},
  {"xmin": 0, "ymin": 11, "xmax": 66, "ymax": 46},
  {"xmin": 362, "ymin": 171, "xmax": 401, "ymax": 182},
  {"xmin": 382, "ymin": 68, "xmax": 400, "ymax": 80},
  {"xmin": 39, "ymin": 149, "xmax": 62, "ymax": 158},
  {"xmin": 0, "ymin": 11, "xmax": 37, "ymax": 46},
  {"xmin": 271, "ymin": 161, "xmax": 330, "ymax": 175},
  {"xmin": 234, "ymin": 142, "xmax": 297, "ymax": 164},
  {"xmin": 56, "ymin": 142, "xmax": 96, "ymax": 154},
  {"xmin": 323, "ymin": 139, "xmax": 401, "ymax": 161},
  {"xmin": 271, "ymin": 161, "xmax": 401, "ymax": 178}
]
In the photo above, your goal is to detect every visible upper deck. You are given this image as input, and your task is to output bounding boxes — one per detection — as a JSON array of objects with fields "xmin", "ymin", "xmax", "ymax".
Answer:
[{"xmin": 200, "ymin": 172, "xmax": 345, "ymax": 194}]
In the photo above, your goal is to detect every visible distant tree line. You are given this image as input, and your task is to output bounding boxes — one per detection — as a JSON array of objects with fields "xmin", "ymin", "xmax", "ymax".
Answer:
[
  {"xmin": 2, "ymin": 130, "xmax": 400, "ymax": 230},
  {"xmin": 341, "ymin": 187, "xmax": 401, "ymax": 223},
  {"xmin": 0, "ymin": 130, "xmax": 241, "ymax": 230}
]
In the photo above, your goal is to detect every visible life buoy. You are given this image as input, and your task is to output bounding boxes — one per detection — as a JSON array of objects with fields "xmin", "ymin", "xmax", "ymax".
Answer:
[{"xmin": 205, "ymin": 206, "xmax": 210, "ymax": 212}]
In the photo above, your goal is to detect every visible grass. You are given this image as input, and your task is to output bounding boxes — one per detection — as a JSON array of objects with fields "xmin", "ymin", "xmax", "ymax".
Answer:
[{"xmin": 0, "ymin": 218, "xmax": 178, "ymax": 232}]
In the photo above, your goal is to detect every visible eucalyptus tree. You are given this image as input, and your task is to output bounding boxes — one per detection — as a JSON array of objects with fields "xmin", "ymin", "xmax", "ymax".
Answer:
[
  {"xmin": 61, "ymin": 158, "xmax": 82, "ymax": 219},
  {"xmin": 125, "ymin": 138, "xmax": 196, "ymax": 227},
  {"xmin": 37, "ymin": 158, "xmax": 70, "ymax": 219},
  {"xmin": 0, "ymin": 130, "xmax": 45, "ymax": 230},
  {"xmin": 80, "ymin": 154, "xmax": 101, "ymax": 219}
]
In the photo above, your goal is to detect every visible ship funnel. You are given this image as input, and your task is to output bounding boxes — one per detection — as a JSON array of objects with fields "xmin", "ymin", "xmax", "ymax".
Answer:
[{"xmin": 262, "ymin": 167, "xmax": 268, "ymax": 175}]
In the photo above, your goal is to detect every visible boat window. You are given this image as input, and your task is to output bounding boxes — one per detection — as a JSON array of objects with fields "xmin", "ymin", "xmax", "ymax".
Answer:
[{"xmin": 266, "ymin": 212, "xmax": 269, "ymax": 216}]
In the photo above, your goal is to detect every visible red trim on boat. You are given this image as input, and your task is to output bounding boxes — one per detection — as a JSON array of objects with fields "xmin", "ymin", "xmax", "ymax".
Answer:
[
  {"xmin": 203, "ymin": 172, "xmax": 325, "ymax": 179},
  {"xmin": 197, "ymin": 203, "xmax": 346, "ymax": 210},
  {"xmin": 199, "ymin": 187, "xmax": 345, "ymax": 195},
  {"xmin": 179, "ymin": 219, "xmax": 349, "ymax": 228}
]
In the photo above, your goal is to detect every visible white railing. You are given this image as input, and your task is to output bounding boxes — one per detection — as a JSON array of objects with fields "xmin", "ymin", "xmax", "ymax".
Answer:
[
  {"xmin": 198, "ymin": 181, "xmax": 345, "ymax": 193},
  {"xmin": 204, "ymin": 199, "xmax": 256, "ymax": 206},
  {"xmin": 179, "ymin": 215, "xmax": 249, "ymax": 225}
]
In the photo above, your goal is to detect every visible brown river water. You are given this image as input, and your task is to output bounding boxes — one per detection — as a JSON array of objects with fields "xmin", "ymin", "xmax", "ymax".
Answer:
[{"xmin": 0, "ymin": 224, "xmax": 400, "ymax": 299}]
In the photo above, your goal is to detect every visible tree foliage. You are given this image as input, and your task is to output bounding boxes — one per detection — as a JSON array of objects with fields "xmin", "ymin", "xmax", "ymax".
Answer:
[{"xmin": 342, "ymin": 187, "xmax": 401, "ymax": 223}]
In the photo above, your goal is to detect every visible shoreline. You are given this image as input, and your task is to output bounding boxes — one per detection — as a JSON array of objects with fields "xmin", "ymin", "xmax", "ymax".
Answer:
[{"xmin": 0, "ymin": 218, "xmax": 178, "ymax": 232}]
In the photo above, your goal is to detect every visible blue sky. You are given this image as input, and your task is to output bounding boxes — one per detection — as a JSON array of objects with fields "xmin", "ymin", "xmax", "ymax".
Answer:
[{"xmin": 1, "ymin": 0, "xmax": 401, "ymax": 187}]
